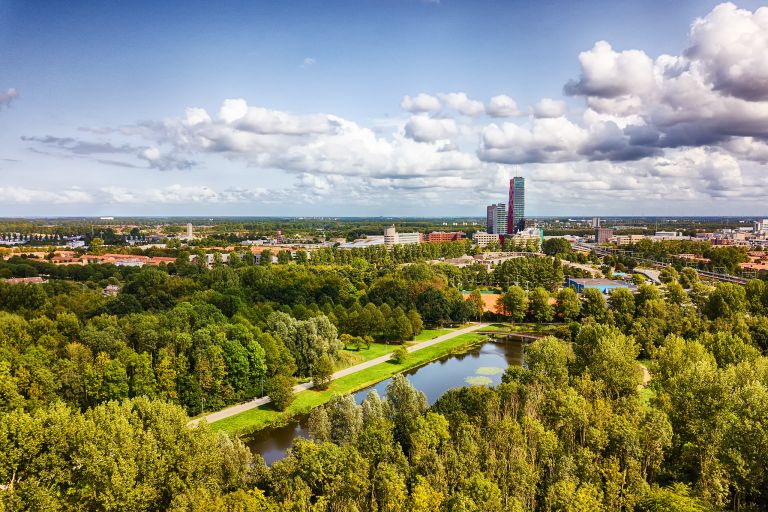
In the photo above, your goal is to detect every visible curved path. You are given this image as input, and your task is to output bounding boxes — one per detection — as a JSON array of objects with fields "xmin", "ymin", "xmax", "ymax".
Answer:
[{"xmin": 188, "ymin": 322, "xmax": 490, "ymax": 426}]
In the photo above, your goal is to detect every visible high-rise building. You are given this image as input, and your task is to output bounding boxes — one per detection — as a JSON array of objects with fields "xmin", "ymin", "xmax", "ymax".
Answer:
[
  {"xmin": 384, "ymin": 225, "xmax": 397, "ymax": 250},
  {"xmin": 507, "ymin": 177, "xmax": 525, "ymax": 234},
  {"xmin": 486, "ymin": 205, "xmax": 495, "ymax": 234},
  {"xmin": 186, "ymin": 223, "xmax": 193, "ymax": 239},
  {"xmin": 277, "ymin": 230, "xmax": 283, "ymax": 244},
  {"xmin": 486, "ymin": 203, "xmax": 507, "ymax": 235},
  {"xmin": 595, "ymin": 227, "xmax": 613, "ymax": 244}
]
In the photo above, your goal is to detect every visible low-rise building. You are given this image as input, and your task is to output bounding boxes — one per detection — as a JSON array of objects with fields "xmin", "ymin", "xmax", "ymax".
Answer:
[
  {"xmin": 427, "ymin": 231, "xmax": 465, "ymax": 243},
  {"xmin": 472, "ymin": 232, "xmax": 501, "ymax": 247}
]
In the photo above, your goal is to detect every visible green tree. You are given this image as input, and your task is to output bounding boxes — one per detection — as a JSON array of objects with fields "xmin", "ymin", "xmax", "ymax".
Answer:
[
  {"xmin": 312, "ymin": 354, "xmax": 335, "ymax": 390},
  {"xmin": 499, "ymin": 286, "xmax": 527, "ymax": 322},
  {"xmin": 267, "ymin": 374, "xmax": 296, "ymax": 411},
  {"xmin": 528, "ymin": 287, "xmax": 554, "ymax": 323},
  {"xmin": 555, "ymin": 287, "xmax": 581, "ymax": 322}
]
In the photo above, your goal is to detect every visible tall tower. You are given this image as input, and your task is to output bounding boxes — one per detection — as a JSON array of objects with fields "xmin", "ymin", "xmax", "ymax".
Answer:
[
  {"xmin": 384, "ymin": 225, "xmax": 396, "ymax": 250},
  {"xmin": 507, "ymin": 177, "xmax": 525, "ymax": 234}
]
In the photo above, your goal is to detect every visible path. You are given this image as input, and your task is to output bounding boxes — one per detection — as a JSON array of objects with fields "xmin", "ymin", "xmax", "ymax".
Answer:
[
  {"xmin": 188, "ymin": 322, "xmax": 490, "ymax": 426},
  {"xmin": 638, "ymin": 363, "xmax": 651, "ymax": 390}
]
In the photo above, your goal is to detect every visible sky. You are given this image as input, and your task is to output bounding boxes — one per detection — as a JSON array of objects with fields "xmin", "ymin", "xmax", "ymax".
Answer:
[{"xmin": 1, "ymin": 0, "xmax": 767, "ymax": 217}]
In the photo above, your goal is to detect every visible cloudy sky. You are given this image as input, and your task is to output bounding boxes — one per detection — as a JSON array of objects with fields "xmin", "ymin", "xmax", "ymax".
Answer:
[{"xmin": 1, "ymin": 0, "xmax": 767, "ymax": 217}]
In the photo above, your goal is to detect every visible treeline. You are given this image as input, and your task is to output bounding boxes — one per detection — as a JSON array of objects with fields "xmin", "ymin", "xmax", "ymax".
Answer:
[{"xmin": 0, "ymin": 259, "xmax": 505, "ymax": 416}]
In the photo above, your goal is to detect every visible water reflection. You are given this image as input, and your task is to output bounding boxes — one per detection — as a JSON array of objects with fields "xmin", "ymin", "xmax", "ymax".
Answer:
[{"xmin": 246, "ymin": 340, "xmax": 522, "ymax": 465}]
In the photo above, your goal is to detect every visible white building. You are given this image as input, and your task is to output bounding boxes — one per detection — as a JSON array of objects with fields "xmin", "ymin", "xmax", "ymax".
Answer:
[
  {"xmin": 472, "ymin": 232, "xmax": 501, "ymax": 247},
  {"xmin": 396, "ymin": 232, "xmax": 422, "ymax": 245}
]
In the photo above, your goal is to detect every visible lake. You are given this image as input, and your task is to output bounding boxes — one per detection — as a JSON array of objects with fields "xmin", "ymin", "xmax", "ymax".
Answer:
[{"xmin": 245, "ymin": 339, "xmax": 523, "ymax": 465}]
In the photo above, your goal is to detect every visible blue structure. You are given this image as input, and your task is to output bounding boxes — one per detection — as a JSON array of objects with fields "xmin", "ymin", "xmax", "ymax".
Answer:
[{"xmin": 566, "ymin": 278, "xmax": 630, "ymax": 294}]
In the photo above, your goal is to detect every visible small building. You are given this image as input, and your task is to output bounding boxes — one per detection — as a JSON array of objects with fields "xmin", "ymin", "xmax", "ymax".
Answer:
[
  {"xmin": 427, "ymin": 231, "xmax": 465, "ymax": 243},
  {"xmin": 3, "ymin": 276, "xmax": 47, "ymax": 285},
  {"xmin": 566, "ymin": 277, "xmax": 630, "ymax": 294}
]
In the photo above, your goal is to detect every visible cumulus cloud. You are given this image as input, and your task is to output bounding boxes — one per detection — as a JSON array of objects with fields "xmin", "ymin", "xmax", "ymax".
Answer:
[
  {"xmin": 533, "ymin": 98, "xmax": 566, "ymax": 118},
  {"xmin": 564, "ymin": 41, "xmax": 655, "ymax": 99},
  {"xmin": 400, "ymin": 93, "xmax": 441, "ymax": 113},
  {"xmin": 439, "ymin": 92, "xmax": 485, "ymax": 116},
  {"xmin": 0, "ymin": 88, "xmax": 18, "ymax": 109},
  {"xmin": 300, "ymin": 57, "xmax": 316, "ymax": 68},
  {"xmin": 485, "ymin": 95, "xmax": 521, "ymax": 117},
  {"xmin": 404, "ymin": 115, "xmax": 458, "ymax": 142},
  {"xmin": 686, "ymin": 3, "xmax": 768, "ymax": 101}
]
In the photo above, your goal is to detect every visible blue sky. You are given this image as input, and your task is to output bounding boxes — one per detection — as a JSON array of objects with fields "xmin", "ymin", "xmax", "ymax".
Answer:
[{"xmin": 1, "ymin": 0, "xmax": 767, "ymax": 216}]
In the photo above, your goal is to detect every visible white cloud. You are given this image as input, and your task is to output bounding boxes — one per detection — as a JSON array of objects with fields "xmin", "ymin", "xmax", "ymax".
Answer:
[
  {"xmin": 439, "ymin": 92, "xmax": 485, "ymax": 116},
  {"xmin": 404, "ymin": 115, "xmax": 458, "ymax": 142},
  {"xmin": 564, "ymin": 41, "xmax": 655, "ymax": 99},
  {"xmin": 400, "ymin": 93, "xmax": 441, "ymax": 113},
  {"xmin": 300, "ymin": 57, "xmax": 317, "ymax": 68},
  {"xmin": 533, "ymin": 98, "xmax": 566, "ymax": 118},
  {"xmin": 686, "ymin": 3, "xmax": 768, "ymax": 101},
  {"xmin": 486, "ymin": 95, "xmax": 521, "ymax": 117},
  {"xmin": 0, "ymin": 186, "xmax": 92, "ymax": 204}
]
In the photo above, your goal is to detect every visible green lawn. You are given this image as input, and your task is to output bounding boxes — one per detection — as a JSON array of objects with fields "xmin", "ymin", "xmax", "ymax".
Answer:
[
  {"xmin": 213, "ymin": 331, "xmax": 486, "ymax": 436},
  {"xmin": 336, "ymin": 329, "xmax": 452, "ymax": 367}
]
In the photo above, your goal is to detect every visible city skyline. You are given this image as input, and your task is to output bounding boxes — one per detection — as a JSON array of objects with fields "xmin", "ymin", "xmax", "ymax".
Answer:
[{"xmin": 1, "ymin": 1, "xmax": 768, "ymax": 216}]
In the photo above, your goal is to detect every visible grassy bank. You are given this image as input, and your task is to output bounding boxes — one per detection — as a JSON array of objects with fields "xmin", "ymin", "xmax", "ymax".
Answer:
[
  {"xmin": 336, "ymin": 329, "xmax": 452, "ymax": 368},
  {"xmin": 213, "ymin": 331, "xmax": 486, "ymax": 436}
]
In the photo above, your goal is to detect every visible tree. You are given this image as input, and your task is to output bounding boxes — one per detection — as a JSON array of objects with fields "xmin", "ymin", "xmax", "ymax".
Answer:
[
  {"xmin": 499, "ymin": 286, "xmax": 527, "ymax": 322},
  {"xmin": 528, "ymin": 287, "xmax": 554, "ymax": 323},
  {"xmin": 312, "ymin": 354, "xmax": 335, "ymax": 390},
  {"xmin": 468, "ymin": 290, "xmax": 484, "ymax": 321},
  {"xmin": 542, "ymin": 238, "xmax": 572, "ymax": 256},
  {"xmin": 386, "ymin": 374, "xmax": 427, "ymax": 451},
  {"xmin": 555, "ymin": 287, "xmax": 581, "ymax": 322},
  {"xmin": 267, "ymin": 374, "xmax": 296, "ymax": 411},
  {"xmin": 704, "ymin": 282, "xmax": 747, "ymax": 319},
  {"xmin": 88, "ymin": 237, "xmax": 105, "ymax": 255},
  {"xmin": 259, "ymin": 249, "xmax": 272, "ymax": 266},
  {"xmin": 679, "ymin": 267, "xmax": 700, "ymax": 289},
  {"xmin": 659, "ymin": 266, "xmax": 679, "ymax": 284},
  {"xmin": 609, "ymin": 287, "xmax": 636, "ymax": 324},
  {"xmin": 581, "ymin": 288, "xmax": 607, "ymax": 320},
  {"xmin": 416, "ymin": 288, "xmax": 451, "ymax": 327}
]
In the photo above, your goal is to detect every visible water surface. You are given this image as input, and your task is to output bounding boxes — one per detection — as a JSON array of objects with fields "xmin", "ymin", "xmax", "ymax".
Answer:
[{"xmin": 246, "ymin": 340, "xmax": 522, "ymax": 465}]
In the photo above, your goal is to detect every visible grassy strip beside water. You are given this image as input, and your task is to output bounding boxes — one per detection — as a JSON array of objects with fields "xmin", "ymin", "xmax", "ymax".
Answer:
[
  {"xmin": 336, "ymin": 329, "xmax": 452, "ymax": 367},
  {"xmin": 213, "ymin": 331, "xmax": 485, "ymax": 436}
]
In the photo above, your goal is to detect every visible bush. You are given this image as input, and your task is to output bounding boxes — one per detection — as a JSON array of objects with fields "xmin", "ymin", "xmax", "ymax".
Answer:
[{"xmin": 392, "ymin": 345, "xmax": 409, "ymax": 365}]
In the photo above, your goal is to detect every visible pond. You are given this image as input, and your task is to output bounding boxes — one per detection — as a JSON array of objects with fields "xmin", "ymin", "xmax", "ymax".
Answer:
[{"xmin": 246, "ymin": 339, "xmax": 524, "ymax": 465}]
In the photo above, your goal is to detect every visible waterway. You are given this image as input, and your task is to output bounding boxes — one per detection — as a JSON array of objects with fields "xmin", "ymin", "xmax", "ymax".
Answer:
[{"xmin": 246, "ymin": 339, "xmax": 523, "ymax": 465}]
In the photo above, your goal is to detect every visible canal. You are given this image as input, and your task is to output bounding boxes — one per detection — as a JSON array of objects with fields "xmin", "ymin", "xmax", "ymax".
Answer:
[{"xmin": 246, "ymin": 339, "xmax": 523, "ymax": 465}]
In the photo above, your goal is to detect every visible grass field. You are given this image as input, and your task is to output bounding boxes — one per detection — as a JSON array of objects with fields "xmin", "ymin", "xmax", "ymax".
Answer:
[
  {"xmin": 336, "ymin": 329, "xmax": 452, "ymax": 367},
  {"xmin": 213, "ymin": 331, "xmax": 486, "ymax": 436}
]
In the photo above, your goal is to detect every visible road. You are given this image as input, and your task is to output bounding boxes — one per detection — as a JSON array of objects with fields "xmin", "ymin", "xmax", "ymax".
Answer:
[{"xmin": 188, "ymin": 322, "xmax": 490, "ymax": 426}]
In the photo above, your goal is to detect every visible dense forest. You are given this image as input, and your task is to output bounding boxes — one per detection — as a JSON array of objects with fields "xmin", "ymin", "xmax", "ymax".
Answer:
[{"xmin": 2, "ymin": 242, "xmax": 768, "ymax": 510}]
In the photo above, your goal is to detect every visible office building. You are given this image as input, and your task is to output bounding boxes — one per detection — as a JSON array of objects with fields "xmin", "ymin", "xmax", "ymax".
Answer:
[
  {"xmin": 485, "ymin": 203, "xmax": 507, "ymax": 235},
  {"xmin": 595, "ymin": 227, "xmax": 613, "ymax": 244},
  {"xmin": 507, "ymin": 177, "xmax": 525, "ymax": 234},
  {"xmin": 382, "ymin": 225, "xmax": 422, "ymax": 249},
  {"xmin": 396, "ymin": 232, "xmax": 422, "ymax": 245}
]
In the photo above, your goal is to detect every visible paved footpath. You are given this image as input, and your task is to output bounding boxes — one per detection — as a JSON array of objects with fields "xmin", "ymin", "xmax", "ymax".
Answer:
[{"xmin": 188, "ymin": 322, "xmax": 490, "ymax": 426}]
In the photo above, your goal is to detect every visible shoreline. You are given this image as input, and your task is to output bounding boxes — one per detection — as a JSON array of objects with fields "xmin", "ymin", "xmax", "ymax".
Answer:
[{"xmin": 212, "ymin": 330, "xmax": 490, "ymax": 437}]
